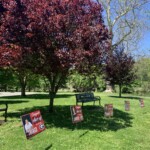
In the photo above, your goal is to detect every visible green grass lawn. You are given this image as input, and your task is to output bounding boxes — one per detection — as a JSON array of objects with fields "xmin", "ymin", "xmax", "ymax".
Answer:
[{"xmin": 0, "ymin": 92, "xmax": 150, "ymax": 150}]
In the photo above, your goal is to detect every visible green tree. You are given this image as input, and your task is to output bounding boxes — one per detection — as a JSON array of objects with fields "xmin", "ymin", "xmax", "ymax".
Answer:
[
  {"xmin": 15, "ymin": 69, "xmax": 46, "ymax": 95},
  {"xmin": 68, "ymin": 71, "xmax": 105, "ymax": 92},
  {"xmin": 0, "ymin": 68, "xmax": 17, "ymax": 91},
  {"xmin": 134, "ymin": 57, "xmax": 150, "ymax": 94},
  {"xmin": 24, "ymin": 73, "xmax": 41, "ymax": 92}
]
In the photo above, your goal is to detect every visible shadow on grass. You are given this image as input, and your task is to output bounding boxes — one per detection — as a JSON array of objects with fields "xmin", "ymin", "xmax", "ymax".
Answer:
[
  {"xmin": 0, "ymin": 93, "xmax": 74, "ymax": 100},
  {"xmin": 0, "ymin": 100, "xmax": 29, "ymax": 105},
  {"xmin": 45, "ymin": 144, "xmax": 53, "ymax": 150},
  {"xmin": 6, "ymin": 105, "xmax": 133, "ymax": 132},
  {"xmin": 109, "ymin": 95, "xmax": 141, "ymax": 100}
]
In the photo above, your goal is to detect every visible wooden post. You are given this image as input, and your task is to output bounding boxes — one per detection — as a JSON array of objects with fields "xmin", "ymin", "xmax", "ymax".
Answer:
[
  {"xmin": 5, "ymin": 104, "xmax": 8, "ymax": 122},
  {"xmin": 139, "ymin": 99, "xmax": 144, "ymax": 107},
  {"xmin": 104, "ymin": 104, "xmax": 113, "ymax": 117},
  {"xmin": 125, "ymin": 101, "xmax": 130, "ymax": 111}
]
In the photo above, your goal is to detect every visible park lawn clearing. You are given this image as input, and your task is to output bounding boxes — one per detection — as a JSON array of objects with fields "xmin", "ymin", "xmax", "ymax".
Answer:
[{"xmin": 0, "ymin": 92, "xmax": 150, "ymax": 150}]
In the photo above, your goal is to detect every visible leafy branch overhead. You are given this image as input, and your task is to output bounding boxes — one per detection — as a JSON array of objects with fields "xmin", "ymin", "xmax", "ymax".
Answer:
[{"xmin": 0, "ymin": 0, "xmax": 111, "ymax": 112}]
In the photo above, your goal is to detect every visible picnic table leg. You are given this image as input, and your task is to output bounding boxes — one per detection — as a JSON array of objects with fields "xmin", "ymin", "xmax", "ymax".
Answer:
[
  {"xmin": 99, "ymin": 100, "xmax": 101, "ymax": 106},
  {"xmin": 5, "ymin": 110, "xmax": 7, "ymax": 122},
  {"xmin": 5, "ymin": 104, "xmax": 8, "ymax": 122},
  {"xmin": 93, "ymin": 100, "xmax": 95, "ymax": 106}
]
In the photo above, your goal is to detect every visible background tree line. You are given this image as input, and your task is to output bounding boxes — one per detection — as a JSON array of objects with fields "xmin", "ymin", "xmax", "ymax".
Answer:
[
  {"xmin": 0, "ymin": 68, "xmax": 48, "ymax": 93},
  {"xmin": 0, "ymin": 55, "xmax": 150, "ymax": 96}
]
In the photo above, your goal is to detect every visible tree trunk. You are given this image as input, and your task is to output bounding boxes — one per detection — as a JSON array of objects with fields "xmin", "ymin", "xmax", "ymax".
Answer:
[
  {"xmin": 119, "ymin": 84, "xmax": 122, "ymax": 98},
  {"xmin": 49, "ymin": 91, "xmax": 56, "ymax": 112},
  {"xmin": 28, "ymin": 86, "xmax": 31, "ymax": 92},
  {"xmin": 4, "ymin": 84, "xmax": 7, "ymax": 92},
  {"xmin": 48, "ymin": 74, "xmax": 63, "ymax": 112},
  {"xmin": 21, "ymin": 83, "xmax": 26, "ymax": 97},
  {"xmin": 15, "ymin": 87, "xmax": 18, "ymax": 92},
  {"xmin": 105, "ymin": 81, "xmax": 114, "ymax": 92},
  {"xmin": 19, "ymin": 75, "xmax": 27, "ymax": 97}
]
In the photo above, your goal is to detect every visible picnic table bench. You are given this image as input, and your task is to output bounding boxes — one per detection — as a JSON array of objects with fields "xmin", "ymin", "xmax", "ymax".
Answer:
[
  {"xmin": 75, "ymin": 92, "xmax": 101, "ymax": 107},
  {"xmin": 0, "ymin": 103, "xmax": 8, "ymax": 122}
]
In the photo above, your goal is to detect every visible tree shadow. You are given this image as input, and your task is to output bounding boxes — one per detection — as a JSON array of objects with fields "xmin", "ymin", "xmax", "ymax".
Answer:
[
  {"xmin": 0, "ymin": 100, "xmax": 29, "ymax": 105},
  {"xmin": 45, "ymin": 144, "xmax": 53, "ymax": 150},
  {"xmin": 0, "ymin": 93, "xmax": 74, "ymax": 100},
  {"xmin": 109, "ymin": 95, "xmax": 141, "ymax": 100},
  {"xmin": 79, "ymin": 131, "xmax": 89, "ymax": 138},
  {"xmin": 6, "ymin": 105, "xmax": 133, "ymax": 132}
]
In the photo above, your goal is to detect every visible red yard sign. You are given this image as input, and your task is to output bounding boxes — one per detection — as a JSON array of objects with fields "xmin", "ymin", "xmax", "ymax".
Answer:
[
  {"xmin": 104, "ymin": 104, "xmax": 113, "ymax": 117},
  {"xmin": 70, "ymin": 105, "xmax": 83, "ymax": 123},
  {"xmin": 139, "ymin": 99, "xmax": 144, "ymax": 107},
  {"xmin": 125, "ymin": 101, "xmax": 130, "ymax": 111},
  {"xmin": 21, "ymin": 110, "xmax": 46, "ymax": 139}
]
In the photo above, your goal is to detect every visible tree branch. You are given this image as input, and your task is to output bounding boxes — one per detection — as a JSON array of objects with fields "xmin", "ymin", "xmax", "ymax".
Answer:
[
  {"xmin": 112, "ymin": 0, "xmax": 149, "ymax": 26},
  {"xmin": 113, "ymin": 19, "xmax": 134, "ymax": 49}
]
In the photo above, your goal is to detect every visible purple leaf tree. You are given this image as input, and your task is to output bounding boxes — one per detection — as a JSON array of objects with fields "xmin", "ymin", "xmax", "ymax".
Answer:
[
  {"xmin": 106, "ymin": 45, "xmax": 135, "ymax": 97},
  {"xmin": 0, "ymin": 0, "xmax": 110, "ymax": 112}
]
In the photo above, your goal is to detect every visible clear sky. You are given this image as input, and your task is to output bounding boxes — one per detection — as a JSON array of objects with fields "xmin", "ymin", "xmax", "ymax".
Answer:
[
  {"xmin": 138, "ymin": 2, "xmax": 150, "ymax": 57},
  {"xmin": 139, "ymin": 31, "xmax": 150, "ymax": 57}
]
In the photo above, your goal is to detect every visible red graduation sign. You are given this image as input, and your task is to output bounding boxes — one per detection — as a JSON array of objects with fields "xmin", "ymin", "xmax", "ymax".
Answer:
[
  {"xmin": 70, "ymin": 105, "xmax": 83, "ymax": 123},
  {"xmin": 104, "ymin": 104, "xmax": 113, "ymax": 117},
  {"xmin": 139, "ymin": 99, "xmax": 144, "ymax": 107},
  {"xmin": 125, "ymin": 101, "xmax": 130, "ymax": 111},
  {"xmin": 21, "ymin": 110, "xmax": 46, "ymax": 139}
]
